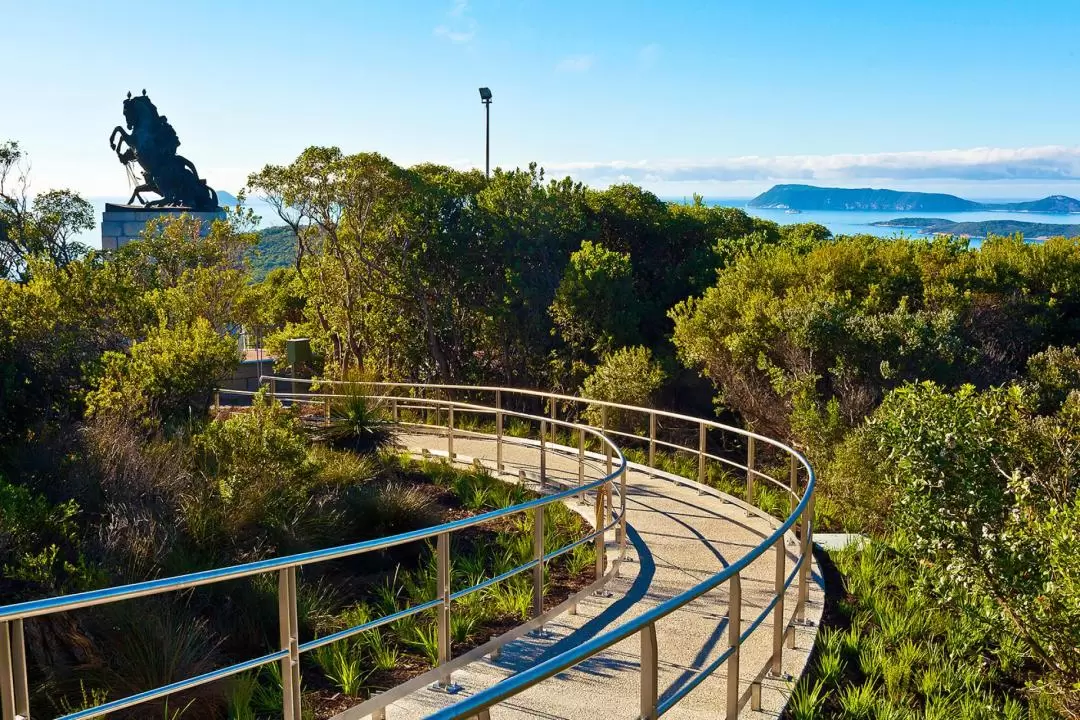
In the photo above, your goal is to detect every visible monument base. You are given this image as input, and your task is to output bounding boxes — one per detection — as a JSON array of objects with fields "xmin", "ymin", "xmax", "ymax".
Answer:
[{"xmin": 101, "ymin": 204, "xmax": 226, "ymax": 251}]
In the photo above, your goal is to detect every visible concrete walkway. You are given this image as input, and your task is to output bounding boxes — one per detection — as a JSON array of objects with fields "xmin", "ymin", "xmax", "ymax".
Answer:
[{"xmin": 377, "ymin": 430, "xmax": 824, "ymax": 720}]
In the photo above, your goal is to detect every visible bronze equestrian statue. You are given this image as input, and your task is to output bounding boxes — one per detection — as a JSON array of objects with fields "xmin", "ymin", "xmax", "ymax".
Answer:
[{"xmin": 109, "ymin": 90, "xmax": 219, "ymax": 211}]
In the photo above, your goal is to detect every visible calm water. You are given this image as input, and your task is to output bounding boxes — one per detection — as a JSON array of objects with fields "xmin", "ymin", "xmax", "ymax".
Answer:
[{"xmin": 699, "ymin": 198, "xmax": 1080, "ymax": 240}]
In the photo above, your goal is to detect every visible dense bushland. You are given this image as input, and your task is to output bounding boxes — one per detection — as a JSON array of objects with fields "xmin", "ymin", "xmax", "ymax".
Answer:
[{"xmin": 4, "ymin": 137, "xmax": 1080, "ymax": 716}]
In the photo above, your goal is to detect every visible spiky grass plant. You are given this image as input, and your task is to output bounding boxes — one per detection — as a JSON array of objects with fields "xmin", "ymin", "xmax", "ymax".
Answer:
[
  {"xmin": 815, "ymin": 644, "xmax": 847, "ymax": 688},
  {"xmin": 451, "ymin": 609, "xmax": 482, "ymax": 643},
  {"xmin": 858, "ymin": 634, "xmax": 885, "ymax": 683},
  {"xmin": 227, "ymin": 672, "xmax": 258, "ymax": 720},
  {"xmin": 788, "ymin": 678, "xmax": 828, "ymax": 720},
  {"xmin": 489, "ymin": 577, "xmax": 534, "ymax": 621},
  {"xmin": 314, "ymin": 386, "xmax": 397, "ymax": 455},
  {"xmin": 406, "ymin": 621, "xmax": 441, "ymax": 666},
  {"xmin": 365, "ymin": 630, "xmax": 402, "ymax": 672},
  {"xmin": 311, "ymin": 640, "xmax": 367, "ymax": 696},
  {"xmin": 838, "ymin": 682, "xmax": 879, "ymax": 719},
  {"xmin": 564, "ymin": 542, "xmax": 596, "ymax": 576}
]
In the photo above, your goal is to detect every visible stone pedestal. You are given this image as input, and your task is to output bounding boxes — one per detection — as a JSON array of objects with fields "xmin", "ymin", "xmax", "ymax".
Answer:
[{"xmin": 101, "ymin": 204, "xmax": 226, "ymax": 251}]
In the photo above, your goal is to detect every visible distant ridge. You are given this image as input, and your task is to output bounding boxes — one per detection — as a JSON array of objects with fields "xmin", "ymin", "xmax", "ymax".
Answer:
[{"xmin": 748, "ymin": 184, "xmax": 1080, "ymax": 213}]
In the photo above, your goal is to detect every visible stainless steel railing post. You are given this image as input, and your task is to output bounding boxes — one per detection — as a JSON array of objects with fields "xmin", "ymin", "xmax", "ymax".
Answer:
[
  {"xmin": 278, "ymin": 568, "xmax": 301, "ymax": 720},
  {"xmin": 533, "ymin": 508, "xmax": 545, "ymax": 622},
  {"xmin": 620, "ymin": 465, "xmax": 628, "ymax": 559},
  {"xmin": 448, "ymin": 405, "xmax": 455, "ymax": 461},
  {"xmin": 539, "ymin": 421, "xmax": 547, "ymax": 487},
  {"xmin": 640, "ymin": 622, "xmax": 659, "ymax": 720},
  {"xmin": 698, "ymin": 422, "xmax": 707, "ymax": 485},
  {"xmin": 789, "ymin": 454, "xmax": 799, "ymax": 519},
  {"xmin": 11, "ymin": 620, "xmax": 26, "ymax": 720},
  {"xmin": 437, "ymin": 532, "xmax": 452, "ymax": 687},
  {"xmin": 771, "ymin": 536, "xmax": 786, "ymax": 676},
  {"xmin": 726, "ymin": 572, "xmax": 742, "ymax": 720},
  {"xmin": 1, "ymin": 621, "xmax": 15, "ymax": 720},
  {"xmin": 577, "ymin": 428, "xmax": 585, "ymax": 501},
  {"xmin": 496, "ymin": 390, "xmax": 503, "ymax": 472},
  {"xmin": 746, "ymin": 437, "xmax": 756, "ymax": 513},
  {"xmin": 594, "ymin": 486, "xmax": 606, "ymax": 582},
  {"xmin": 648, "ymin": 412, "xmax": 656, "ymax": 467},
  {"xmin": 549, "ymin": 397, "xmax": 556, "ymax": 443},
  {"xmin": 796, "ymin": 493, "xmax": 815, "ymax": 624}
]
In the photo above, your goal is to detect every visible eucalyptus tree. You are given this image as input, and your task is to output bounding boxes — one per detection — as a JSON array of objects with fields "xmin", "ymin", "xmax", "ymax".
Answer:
[{"xmin": 1, "ymin": 141, "xmax": 94, "ymax": 280}]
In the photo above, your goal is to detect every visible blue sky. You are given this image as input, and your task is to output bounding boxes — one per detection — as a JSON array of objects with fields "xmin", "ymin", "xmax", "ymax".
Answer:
[{"xmin": 5, "ymin": 0, "xmax": 1080, "ymax": 199}]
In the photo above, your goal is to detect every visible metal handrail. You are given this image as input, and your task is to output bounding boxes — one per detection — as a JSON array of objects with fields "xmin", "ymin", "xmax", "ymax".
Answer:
[
  {"xmin": 260, "ymin": 376, "xmax": 816, "ymax": 720},
  {"xmin": 0, "ymin": 392, "xmax": 627, "ymax": 720},
  {"xmin": 0, "ymin": 378, "xmax": 816, "ymax": 720}
]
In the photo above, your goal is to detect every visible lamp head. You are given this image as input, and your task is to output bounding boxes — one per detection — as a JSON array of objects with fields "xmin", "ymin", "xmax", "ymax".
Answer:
[{"xmin": 478, "ymin": 87, "xmax": 492, "ymax": 101}]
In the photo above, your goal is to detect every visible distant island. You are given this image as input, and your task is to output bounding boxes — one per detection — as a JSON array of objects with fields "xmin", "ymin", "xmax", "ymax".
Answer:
[
  {"xmin": 748, "ymin": 184, "xmax": 1080, "ymax": 213},
  {"xmin": 872, "ymin": 217, "xmax": 1080, "ymax": 239}
]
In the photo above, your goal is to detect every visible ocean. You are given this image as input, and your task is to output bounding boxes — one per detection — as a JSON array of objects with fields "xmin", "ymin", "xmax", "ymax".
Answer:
[{"xmin": 698, "ymin": 198, "xmax": 1080, "ymax": 241}]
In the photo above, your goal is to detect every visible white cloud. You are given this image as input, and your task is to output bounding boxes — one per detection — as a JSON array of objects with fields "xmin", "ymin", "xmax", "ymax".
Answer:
[
  {"xmin": 547, "ymin": 146, "xmax": 1080, "ymax": 185},
  {"xmin": 638, "ymin": 43, "xmax": 661, "ymax": 67},
  {"xmin": 434, "ymin": 24, "xmax": 476, "ymax": 44},
  {"xmin": 556, "ymin": 54, "xmax": 594, "ymax": 73},
  {"xmin": 435, "ymin": 0, "xmax": 476, "ymax": 44}
]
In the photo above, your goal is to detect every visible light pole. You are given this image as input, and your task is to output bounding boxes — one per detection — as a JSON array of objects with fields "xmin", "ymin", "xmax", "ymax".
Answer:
[{"xmin": 478, "ymin": 87, "xmax": 492, "ymax": 178}]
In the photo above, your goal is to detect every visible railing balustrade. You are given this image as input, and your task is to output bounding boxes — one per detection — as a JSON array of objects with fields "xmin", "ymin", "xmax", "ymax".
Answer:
[{"xmin": 0, "ymin": 376, "xmax": 815, "ymax": 720}]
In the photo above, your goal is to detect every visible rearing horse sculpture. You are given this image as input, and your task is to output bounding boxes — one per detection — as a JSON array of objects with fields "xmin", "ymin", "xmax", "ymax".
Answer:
[{"xmin": 109, "ymin": 90, "xmax": 219, "ymax": 211}]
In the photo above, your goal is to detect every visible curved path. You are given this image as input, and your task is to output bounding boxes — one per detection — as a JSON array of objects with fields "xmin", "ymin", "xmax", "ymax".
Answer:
[{"xmin": 356, "ymin": 429, "xmax": 824, "ymax": 720}]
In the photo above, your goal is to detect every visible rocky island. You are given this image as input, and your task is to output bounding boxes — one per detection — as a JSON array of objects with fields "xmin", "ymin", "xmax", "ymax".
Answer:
[
  {"xmin": 872, "ymin": 217, "xmax": 1080, "ymax": 239},
  {"xmin": 749, "ymin": 184, "xmax": 1080, "ymax": 213}
]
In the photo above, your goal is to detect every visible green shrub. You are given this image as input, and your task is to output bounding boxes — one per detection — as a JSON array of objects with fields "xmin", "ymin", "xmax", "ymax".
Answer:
[
  {"xmin": 189, "ymin": 391, "xmax": 320, "ymax": 549},
  {"xmin": 85, "ymin": 317, "xmax": 239, "ymax": 427},
  {"xmin": 581, "ymin": 346, "xmax": 665, "ymax": 432},
  {"xmin": 363, "ymin": 630, "xmax": 401, "ymax": 672},
  {"xmin": 549, "ymin": 239, "xmax": 641, "ymax": 358},
  {"xmin": 488, "ymin": 576, "xmax": 533, "ymax": 620},
  {"xmin": 309, "ymin": 445, "xmax": 379, "ymax": 487},
  {"xmin": 89, "ymin": 601, "xmax": 223, "ymax": 715},
  {"xmin": 860, "ymin": 381, "xmax": 1080, "ymax": 713},
  {"xmin": 564, "ymin": 543, "xmax": 595, "ymax": 576},
  {"xmin": 0, "ymin": 475, "xmax": 87, "ymax": 592},
  {"xmin": 815, "ymin": 645, "xmax": 846, "ymax": 688},
  {"xmin": 226, "ymin": 672, "xmax": 258, "ymax": 720}
]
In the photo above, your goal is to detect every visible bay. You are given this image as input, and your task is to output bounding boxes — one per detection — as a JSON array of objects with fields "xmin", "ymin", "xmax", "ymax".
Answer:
[{"xmin": 694, "ymin": 197, "xmax": 1080, "ymax": 241}]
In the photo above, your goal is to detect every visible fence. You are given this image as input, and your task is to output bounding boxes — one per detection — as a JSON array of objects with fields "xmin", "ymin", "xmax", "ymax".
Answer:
[{"xmin": 0, "ymin": 377, "xmax": 815, "ymax": 720}]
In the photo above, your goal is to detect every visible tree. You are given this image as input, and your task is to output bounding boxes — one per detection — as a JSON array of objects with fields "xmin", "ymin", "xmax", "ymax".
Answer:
[
  {"xmin": 668, "ymin": 234, "xmax": 1080, "ymax": 441},
  {"xmin": 550, "ymin": 240, "xmax": 640, "ymax": 359},
  {"xmin": 474, "ymin": 164, "xmax": 593, "ymax": 385},
  {"xmin": 1, "ymin": 141, "xmax": 94, "ymax": 278}
]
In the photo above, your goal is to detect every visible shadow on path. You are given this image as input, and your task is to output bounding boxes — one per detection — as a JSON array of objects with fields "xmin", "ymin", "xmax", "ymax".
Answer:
[{"xmin": 490, "ymin": 523, "xmax": 657, "ymax": 680}]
